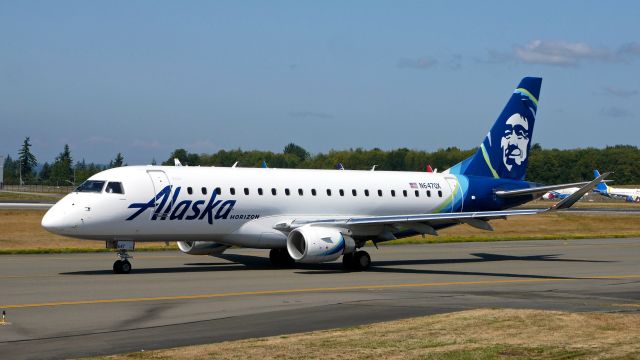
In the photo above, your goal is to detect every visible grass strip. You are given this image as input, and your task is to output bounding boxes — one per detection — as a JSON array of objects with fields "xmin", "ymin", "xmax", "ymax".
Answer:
[
  {"xmin": 88, "ymin": 308, "xmax": 640, "ymax": 360},
  {"xmin": 0, "ymin": 245, "xmax": 179, "ymax": 255}
]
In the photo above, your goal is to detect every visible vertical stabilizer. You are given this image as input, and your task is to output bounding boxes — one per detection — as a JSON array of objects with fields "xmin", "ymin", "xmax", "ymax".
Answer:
[
  {"xmin": 593, "ymin": 169, "xmax": 609, "ymax": 193},
  {"xmin": 448, "ymin": 77, "xmax": 542, "ymax": 180}
]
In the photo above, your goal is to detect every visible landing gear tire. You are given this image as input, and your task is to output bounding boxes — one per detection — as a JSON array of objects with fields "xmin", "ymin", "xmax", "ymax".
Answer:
[
  {"xmin": 342, "ymin": 253, "xmax": 354, "ymax": 270},
  {"xmin": 120, "ymin": 260, "xmax": 132, "ymax": 274},
  {"xmin": 113, "ymin": 260, "xmax": 122, "ymax": 273},
  {"xmin": 113, "ymin": 260, "xmax": 132, "ymax": 274},
  {"xmin": 113, "ymin": 249, "xmax": 133, "ymax": 274},
  {"xmin": 269, "ymin": 248, "xmax": 295, "ymax": 268},
  {"xmin": 343, "ymin": 251, "xmax": 371, "ymax": 271}
]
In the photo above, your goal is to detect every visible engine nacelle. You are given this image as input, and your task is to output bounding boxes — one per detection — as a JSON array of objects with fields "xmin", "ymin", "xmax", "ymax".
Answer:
[
  {"xmin": 286, "ymin": 225, "xmax": 355, "ymax": 263},
  {"xmin": 177, "ymin": 241, "xmax": 229, "ymax": 255}
]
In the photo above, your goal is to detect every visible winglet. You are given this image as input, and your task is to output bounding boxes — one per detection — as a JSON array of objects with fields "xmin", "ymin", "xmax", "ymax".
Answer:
[{"xmin": 548, "ymin": 172, "xmax": 611, "ymax": 211}]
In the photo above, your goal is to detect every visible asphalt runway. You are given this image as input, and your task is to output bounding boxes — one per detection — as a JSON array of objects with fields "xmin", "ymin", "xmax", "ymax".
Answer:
[{"xmin": 1, "ymin": 239, "xmax": 640, "ymax": 359}]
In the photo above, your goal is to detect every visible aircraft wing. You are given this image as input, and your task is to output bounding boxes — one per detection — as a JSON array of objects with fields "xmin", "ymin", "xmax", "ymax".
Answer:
[{"xmin": 278, "ymin": 172, "xmax": 610, "ymax": 237}]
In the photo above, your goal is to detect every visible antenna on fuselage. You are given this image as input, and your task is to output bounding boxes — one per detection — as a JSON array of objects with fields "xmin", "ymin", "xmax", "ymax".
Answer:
[
  {"xmin": 231, "ymin": 161, "xmax": 238, "ymax": 168},
  {"xmin": 371, "ymin": 165, "xmax": 377, "ymax": 171},
  {"xmin": 174, "ymin": 158, "xmax": 182, "ymax": 166}
]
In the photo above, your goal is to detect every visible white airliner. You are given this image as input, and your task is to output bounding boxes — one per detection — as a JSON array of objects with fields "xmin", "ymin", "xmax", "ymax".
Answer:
[
  {"xmin": 594, "ymin": 170, "xmax": 640, "ymax": 202},
  {"xmin": 42, "ymin": 77, "xmax": 608, "ymax": 273},
  {"xmin": 542, "ymin": 187, "xmax": 580, "ymax": 200}
]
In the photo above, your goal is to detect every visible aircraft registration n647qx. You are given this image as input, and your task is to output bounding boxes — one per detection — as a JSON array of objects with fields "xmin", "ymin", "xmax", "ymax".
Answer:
[{"xmin": 42, "ymin": 77, "xmax": 609, "ymax": 274}]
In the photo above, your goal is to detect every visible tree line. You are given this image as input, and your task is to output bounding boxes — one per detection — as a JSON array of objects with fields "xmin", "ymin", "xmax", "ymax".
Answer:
[
  {"xmin": 3, "ymin": 139, "xmax": 640, "ymax": 186},
  {"xmin": 2, "ymin": 137, "xmax": 127, "ymax": 186},
  {"xmin": 164, "ymin": 143, "xmax": 640, "ymax": 185}
]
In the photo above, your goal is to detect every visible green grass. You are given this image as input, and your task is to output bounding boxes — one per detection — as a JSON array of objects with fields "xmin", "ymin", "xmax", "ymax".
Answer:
[
  {"xmin": 383, "ymin": 232, "xmax": 640, "ymax": 245},
  {"xmin": 0, "ymin": 191, "xmax": 62, "ymax": 201},
  {"xmin": 424, "ymin": 345, "xmax": 589, "ymax": 360},
  {"xmin": 0, "ymin": 245, "xmax": 179, "ymax": 255},
  {"xmin": 88, "ymin": 309, "xmax": 640, "ymax": 360}
]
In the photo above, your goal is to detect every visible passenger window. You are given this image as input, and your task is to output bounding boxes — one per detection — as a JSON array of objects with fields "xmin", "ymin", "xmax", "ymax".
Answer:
[
  {"xmin": 105, "ymin": 182, "xmax": 124, "ymax": 194},
  {"xmin": 427, "ymin": 190, "xmax": 431, "ymax": 197},
  {"xmin": 403, "ymin": 190, "xmax": 408, "ymax": 197},
  {"xmin": 438, "ymin": 190, "xmax": 443, "ymax": 197},
  {"xmin": 352, "ymin": 189, "xmax": 357, "ymax": 196},
  {"xmin": 285, "ymin": 188, "xmax": 290, "ymax": 196},
  {"xmin": 244, "ymin": 188, "xmax": 249, "ymax": 195},
  {"xmin": 415, "ymin": 190, "xmax": 419, "ymax": 197},
  {"xmin": 271, "ymin": 188, "xmax": 277, "ymax": 196},
  {"xmin": 339, "ymin": 189, "xmax": 344, "ymax": 197},
  {"xmin": 215, "ymin": 187, "xmax": 221, "ymax": 195},
  {"xmin": 311, "ymin": 189, "xmax": 317, "ymax": 196},
  {"xmin": 230, "ymin": 188, "xmax": 236, "ymax": 195},
  {"xmin": 364, "ymin": 189, "xmax": 370, "ymax": 197},
  {"xmin": 258, "ymin": 188, "xmax": 263, "ymax": 196},
  {"xmin": 202, "ymin": 187, "xmax": 207, "ymax": 195},
  {"xmin": 378, "ymin": 189, "xmax": 382, "ymax": 197},
  {"xmin": 187, "ymin": 187, "xmax": 193, "ymax": 195},
  {"xmin": 391, "ymin": 190, "xmax": 396, "ymax": 197},
  {"xmin": 326, "ymin": 189, "xmax": 332, "ymax": 196},
  {"xmin": 298, "ymin": 188, "xmax": 303, "ymax": 196}
]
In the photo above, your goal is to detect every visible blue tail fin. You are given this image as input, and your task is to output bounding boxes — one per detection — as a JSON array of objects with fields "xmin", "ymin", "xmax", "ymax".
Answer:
[
  {"xmin": 448, "ymin": 77, "xmax": 542, "ymax": 180},
  {"xmin": 593, "ymin": 169, "xmax": 608, "ymax": 193}
]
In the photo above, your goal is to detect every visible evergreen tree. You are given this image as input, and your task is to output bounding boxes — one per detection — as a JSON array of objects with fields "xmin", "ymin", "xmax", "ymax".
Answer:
[
  {"xmin": 283, "ymin": 143, "xmax": 310, "ymax": 161},
  {"xmin": 39, "ymin": 162, "xmax": 52, "ymax": 183},
  {"xmin": 111, "ymin": 153, "xmax": 124, "ymax": 168},
  {"xmin": 51, "ymin": 144, "xmax": 74, "ymax": 185},
  {"xmin": 17, "ymin": 137, "xmax": 37, "ymax": 183},
  {"xmin": 3, "ymin": 155, "xmax": 18, "ymax": 185}
]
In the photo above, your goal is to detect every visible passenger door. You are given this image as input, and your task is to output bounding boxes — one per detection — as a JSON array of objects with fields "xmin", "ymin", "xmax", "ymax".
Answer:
[{"xmin": 146, "ymin": 170, "xmax": 171, "ymax": 219}]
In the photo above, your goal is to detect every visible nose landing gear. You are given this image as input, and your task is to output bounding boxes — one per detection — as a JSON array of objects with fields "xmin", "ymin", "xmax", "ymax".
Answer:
[
  {"xmin": 113, "ymin": 249, "xmax": 133, "ymax": 274},
  {"xmin": 107, "ymin": 240, "xmax": 135, "ymax": 274}
]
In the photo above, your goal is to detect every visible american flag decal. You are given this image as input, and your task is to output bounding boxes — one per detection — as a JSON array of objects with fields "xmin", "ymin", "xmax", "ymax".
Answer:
[{"xmin": 409, "ymin": 182, "xmax": 418, "ymax": 189}]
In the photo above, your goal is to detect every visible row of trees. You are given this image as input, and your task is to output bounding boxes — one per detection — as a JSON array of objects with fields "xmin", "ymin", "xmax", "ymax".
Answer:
[
  {"xmin": 164, "ymin": 143, "xmax": 640, "ymax": 185},
  {"xmin": 2, "ymin": 137, "xmax": 126, "ymax": 186},
  {"xmin": 4, "ymin": 140, "xmax": 640, "ymax": 186}
]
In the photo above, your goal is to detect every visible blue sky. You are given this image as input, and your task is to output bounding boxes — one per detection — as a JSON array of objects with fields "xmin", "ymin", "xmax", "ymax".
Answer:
[{"xmin": 1, "ymin": 1, "xmax": 639, "ymax": 165}]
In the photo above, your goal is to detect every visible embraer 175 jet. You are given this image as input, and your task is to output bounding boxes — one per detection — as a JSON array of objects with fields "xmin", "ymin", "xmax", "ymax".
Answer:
[
  {"xmin": 594, "ymin": 169, "xmax": 640, "ymax": 202},
  {"xmin": 42, "ymin": 77, "xmax": 608, "ymax": 274}
]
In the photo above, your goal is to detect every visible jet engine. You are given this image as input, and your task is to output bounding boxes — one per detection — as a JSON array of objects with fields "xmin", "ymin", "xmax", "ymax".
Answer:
[
  {"xmin": 177, "ymin": 241, "xmax": 230, "ymax": 255},
  {"xmin": 286, "ymin": 225, "xmax": 355, "ymax": 263}
]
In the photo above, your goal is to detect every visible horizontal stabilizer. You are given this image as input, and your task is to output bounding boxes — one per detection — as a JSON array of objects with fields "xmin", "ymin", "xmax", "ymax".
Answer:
[
  {"xmin": 495, "ymin": 181, "xmax": 593, "ymax": 198},
  {"xmin": 549, "ymin": 172, "xmax": 611, "ymax": 211}
]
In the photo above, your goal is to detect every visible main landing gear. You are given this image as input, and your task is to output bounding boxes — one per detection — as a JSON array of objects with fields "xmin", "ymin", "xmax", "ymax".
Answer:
[
  {"xmin": 113, "ymin": 249, "xmax": 132, "ymax": 274},
  {"xmin": 342, "ymin": 250, "xmax": 371, "ymax": 271},
  {"xmin": 269, "ymin": 248, "xmax": 295, "ymax": 267}
]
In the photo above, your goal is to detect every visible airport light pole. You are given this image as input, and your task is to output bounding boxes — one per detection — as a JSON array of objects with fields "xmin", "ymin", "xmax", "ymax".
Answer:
[{"xmin": 0, "ymin": 155, "xmax": 4, "ymax": 189}]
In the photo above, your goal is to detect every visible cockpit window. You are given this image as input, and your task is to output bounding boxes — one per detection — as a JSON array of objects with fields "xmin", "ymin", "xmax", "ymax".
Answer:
[
  {"xmin": 105, "ymin": 182, "xmax": 124, "ymax": 194},
  {"xmin": 75, "ymin": 180, "xmax": 106, "ymax": 193}
]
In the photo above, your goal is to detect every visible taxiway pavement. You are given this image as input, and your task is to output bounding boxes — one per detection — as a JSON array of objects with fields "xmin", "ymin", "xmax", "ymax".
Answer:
[{"xmin": 1, "ymin": 238, "xmax": 639, "ymax": 359}]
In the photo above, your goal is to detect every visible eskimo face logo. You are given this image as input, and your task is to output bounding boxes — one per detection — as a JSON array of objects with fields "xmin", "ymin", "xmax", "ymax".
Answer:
[{"xmin": 500, "ymin": 113, "xmax": 530, "ymax": 171}]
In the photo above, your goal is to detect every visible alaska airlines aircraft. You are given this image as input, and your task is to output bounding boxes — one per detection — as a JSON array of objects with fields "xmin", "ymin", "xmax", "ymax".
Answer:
[
  {"xmin": 594, "ymin": 170, "xmax": 640, "ymax": 202},
  {"xmin": 42, "ymin": 77, "xmax": 608, "ymax": 274}
]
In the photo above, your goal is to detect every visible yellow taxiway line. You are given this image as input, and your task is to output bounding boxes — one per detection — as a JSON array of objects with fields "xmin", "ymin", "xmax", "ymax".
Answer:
[{"xmin": 2, "ymin": 274, "xmax": 640, "ymax": 310}]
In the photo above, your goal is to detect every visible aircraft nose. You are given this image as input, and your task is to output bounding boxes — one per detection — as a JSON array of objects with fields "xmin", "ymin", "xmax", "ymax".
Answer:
[
  {"xmin": 41, "ymin": 205, "xmax": 65, "ymax": 234},
  {"xmin": 41, "ymin": 201, "xmax": 80, "ymax": 234}
]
